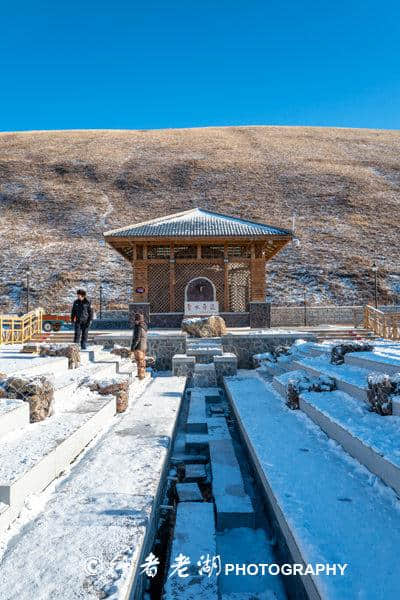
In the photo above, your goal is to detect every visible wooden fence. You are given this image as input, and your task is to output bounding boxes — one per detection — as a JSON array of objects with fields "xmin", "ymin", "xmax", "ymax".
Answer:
[
  {"xmin": 0, "ymin": 308, "xmax": 43, "ymax": 346},
  {"xmin": 364, "ymin": 305, "xmax": 400, "ymax": 340}
]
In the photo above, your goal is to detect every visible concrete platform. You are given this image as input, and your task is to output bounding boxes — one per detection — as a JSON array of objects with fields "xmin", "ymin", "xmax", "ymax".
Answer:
[
  {"xmin": 224, "ymin": 373, "xmax": 400, "ymax": 600},
  {"xmin": 0, "ymin": 375, "xmax": 186, "ymax": 600},
  {"xmin": 164, "ymin": 502, "xmax": 218, "ymax": 600}
]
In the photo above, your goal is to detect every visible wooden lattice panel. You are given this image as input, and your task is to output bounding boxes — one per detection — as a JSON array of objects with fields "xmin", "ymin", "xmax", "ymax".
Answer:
[
  {"xmin": 228, "ymin": 263, "xmax": 250, "ymax": 312},
  {"xmin": 148, "ymin": 264, "xmax": 170, "ymax": 312},
  {"xmin": 174, "ymin": 263, "xmax": 224, "ymax": 311}
]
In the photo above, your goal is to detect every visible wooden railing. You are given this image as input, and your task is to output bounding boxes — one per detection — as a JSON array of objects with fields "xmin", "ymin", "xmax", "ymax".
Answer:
[
  {"xmin": 364, "ymin": 305, "xmax": 400, "ymax": 340},
  {"xmin": 0, "ymin": 308, "xmax": 44, "ymax": 346}
]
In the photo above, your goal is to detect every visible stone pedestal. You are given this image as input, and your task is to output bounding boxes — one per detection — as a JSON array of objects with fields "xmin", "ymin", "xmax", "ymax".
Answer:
[
  {"xmin": 214, "ymin": 353, "xmax": 238, "ymax": 384},
  {"xmin": 249, "ymin": 302, "xmax": 271, "ymax": 329},
  {"xmin": 129, "ymin": 302, "xmax": 150, "ymax": 326},
  {"xmin": 172, "ymin": 354, "xmax": 196, "ymax": 377}
]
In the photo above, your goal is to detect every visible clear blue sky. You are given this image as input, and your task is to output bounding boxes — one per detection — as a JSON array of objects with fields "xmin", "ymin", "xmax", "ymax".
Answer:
[{"xmin": 1, "ymin": 0, "xmax": 399, "ymax": 131}]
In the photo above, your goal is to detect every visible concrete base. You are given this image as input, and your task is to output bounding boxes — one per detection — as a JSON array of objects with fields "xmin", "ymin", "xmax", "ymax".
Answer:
[{"xmin": 193, "ymin": 363, "xmax": 217, "ymax": 387}]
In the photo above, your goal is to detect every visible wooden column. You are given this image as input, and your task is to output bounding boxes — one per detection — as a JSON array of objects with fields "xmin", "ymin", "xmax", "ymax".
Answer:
[
  {"xmin": 169, "ymin": 244, "xmax": 175, "ymax": 311},
  {"xmin": 250, "ymin": 242, "xmax": 266, "ymax": 301},
  {"xmin": 223, "ymin": 244, "xmax": 229, "ymax": 312},
  {"xmin": 132, "ymin": 261, "xmax": 148, "ymax": 301}
]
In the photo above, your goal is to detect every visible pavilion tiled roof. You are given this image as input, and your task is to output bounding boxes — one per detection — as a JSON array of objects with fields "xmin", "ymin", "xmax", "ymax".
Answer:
[{"xmin": 104, "ymin": 208, "xmax": 292, "ymax": 238}]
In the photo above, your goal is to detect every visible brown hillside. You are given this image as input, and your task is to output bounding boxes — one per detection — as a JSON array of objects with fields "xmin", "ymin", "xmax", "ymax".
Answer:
[{"xmin": 0, "ymin": 126, "xmax": 399, "ymax": 313}]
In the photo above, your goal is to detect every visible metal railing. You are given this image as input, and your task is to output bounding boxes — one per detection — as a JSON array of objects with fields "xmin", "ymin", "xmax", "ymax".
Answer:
[
  {"xmin": 364, "ymin": 305, "xmax": 400, "ymax": 340},
  {"xmin": 0, "ymin": 308, "xmax": 44, "ymax": 346}
]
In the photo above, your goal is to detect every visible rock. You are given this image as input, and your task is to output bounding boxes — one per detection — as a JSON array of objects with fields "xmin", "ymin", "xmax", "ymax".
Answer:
[
  {"xmin": 111, "ymin": 345, "xmax": 131, "ymax": 358},
  {"xmin": 86, "ymin": 376, "xmax": 130, "ymax": 413},
  {"xmin": 286, "ymin": 374, "xmax": 336, "ymax": 410},
  {"xmin": 366, "ymin": 373, "xmax": 400, "ymax": 416},
  {"xmin": 331, "ymin": 341, "xmax": 374, "ymax": 365},
  {"xmin": 20, "ymin": 343, "xmax": 40, "ymax": 354},
  {"xmin": 4, "ymin": 375, "xmax": 54, "ymax": 422},
  {"xmin": 181, "ymin": 316, "xmax": 227, "ymax": 338},
  {"xmin": 40, "ymin": 343, "xmax": 81, "ymax": 368},
  {"xmin": 115, "ymin": 389, "xmax": 129, "ymax": 413}
]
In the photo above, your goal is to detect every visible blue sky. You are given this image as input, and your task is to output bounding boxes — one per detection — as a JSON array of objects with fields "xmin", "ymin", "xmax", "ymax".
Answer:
[{"xmin": 1, "ymin": 0, "xmax": 399, "ymax": 131}]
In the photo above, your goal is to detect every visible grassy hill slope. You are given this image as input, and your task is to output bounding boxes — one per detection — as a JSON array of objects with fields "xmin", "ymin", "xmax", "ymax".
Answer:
[{"xmin": 0, "ymin": 126, "xmax": 399, "ymax": 313}]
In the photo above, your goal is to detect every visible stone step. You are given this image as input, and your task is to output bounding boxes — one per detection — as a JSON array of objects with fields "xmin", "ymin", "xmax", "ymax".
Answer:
[
  {"xmin": 344, "ymin": 351, "xmax": 400, "ymax": 375},
  {"xmin": 0, "ymin": 400, "xmax": 30, "ymax": 440},
  {"xmin": 299, "ymin": 390, "xmax": 400, "ymax": 497},
  {"xmin": 292, "ymin": 357, "xmax": 369, "ymax": 403},
  {"xmin": 186, "ymin": 392, "xmax": 207, "ymax": 433},
  {"xmin": 224, "ymin": 373, "xmax": 400, "ymax": 600},
  {"xmin": 209, "ymin": 432, "xmax": 254, "ymax": 531},
  {"xmin": 176, "ymin": 482, "xmax": 203, "ymax": 502},
  {"xmin": 185, "ymin": 463, "xmax": 207, "ymax": 482},
  {"xmin": 0, "ymin": 351, "xmax": 69, "ymax": 378},
  {"xmin": 0, "ymin": 392, "xmax": 116, "ymax": 533},
  {"xmin": 164, "ymin": 502, "xmax": 218, "ymax": 600}
]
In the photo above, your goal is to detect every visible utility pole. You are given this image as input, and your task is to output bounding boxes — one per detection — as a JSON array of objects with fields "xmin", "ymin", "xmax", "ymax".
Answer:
[
  {"xmin": 99, "ymin": 283, "xmax": 103, "ymax": 319},
  {"xmin": 372, "ymin": 262, "xmax": 378, "ymax": 308},
  {"xmin": 26, "ymin": 268, "xmax": 30, "ymax": 313}
]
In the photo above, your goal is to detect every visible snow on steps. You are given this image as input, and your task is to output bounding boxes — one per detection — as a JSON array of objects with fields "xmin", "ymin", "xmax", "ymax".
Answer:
[
  {"xmin": 0, "ymin": 350, "xmax": 69, "ymax": 378},
  {"xmin": 0, "ymin": 375, "xmax": 185, "ymax": 600},
  {"xmin": 299, "ymin": 390, "xmax": 400, "ymax": 497},
  {"xmin": 0, "ymin": 392, "xmax": 116, "ymax": 534},
  {"xmin": 271, "ymin": 369, "xmax": 307, "ymax": 397},
  {"xmin": 0, "ymin": 400, "xmax": 30, "ymax": 440},
  {"xmin": 224, "ymin": 373, "xmax": 400, "ymax": 600},
  {"xmin": 292, "ymin": 356, "xmax": 369, "ymax": 402},
  {"xmin": 344, "ymin": 351, "xmax": 400, "ymax": 375},
  {"xmin": 164, "ymin": 502, "xmax": 218, "ymax": 600}
]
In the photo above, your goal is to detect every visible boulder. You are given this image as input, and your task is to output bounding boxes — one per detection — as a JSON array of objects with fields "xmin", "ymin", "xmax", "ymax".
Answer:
[
  {"xmin": 367, "ymin": 373, "xmax": 400, "ymax": 416},
  {"xmin": 116, "ymin": 390, "xmax": 129, "ymax": 413},
  {"xmin": 4, "ymin": 375, "xmax": 54, "ymax": 422},
  {"xmin": 181, "ymin": 316, "xmax": 227, "ymax": 338},
  {"xmin": 331, "ymin": 341, "xmax": 374, "ymax": 365},
  {"xmin": 40, "ymin": 343, "xmax": 81, "ymax": 369}
]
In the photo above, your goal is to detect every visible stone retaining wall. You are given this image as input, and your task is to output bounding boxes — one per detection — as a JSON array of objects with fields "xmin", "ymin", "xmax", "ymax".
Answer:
[{"xmin": 222, "ymin": 332, "xmax": 316, "ymax": 369}]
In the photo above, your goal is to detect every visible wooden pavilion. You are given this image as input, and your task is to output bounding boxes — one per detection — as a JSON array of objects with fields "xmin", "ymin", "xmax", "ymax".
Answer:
[{"xmin": 104, "ymin": 208, "xmax": 292, "ymax": 327}]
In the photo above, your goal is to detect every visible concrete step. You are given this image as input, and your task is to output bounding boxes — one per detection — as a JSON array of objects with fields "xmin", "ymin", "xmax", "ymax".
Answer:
[
  {"xmin": 0, "ymin": 400, "xmax": 30, "ymax": 440},
  {"xmin": 224, "ymin": 373, "xmax": 400, "ymax": 600},
  {"xmin": 0, "ymin": 351, "xmax": 69, "ymax": 378},
  {"xmin": 0, "ymin": 392, "xmax": 116, "ymax": 533},
  {"xmin": 299, "ymin": 390, "xmax": 400, "ymax": 497},
  {"xmin": 344, "ymin": 351, "xmax": 400, "ymax": 375},
  {"xmin": 292, "ymin": 357, "xmax": 369, "ymax": 403},
  {"xmin": 176, "ymin": 482, "xmax": 203, "ymax": 502},
  {"xmin": 164, "ymin": 502, "xmax": 218, "ymax": 600}
]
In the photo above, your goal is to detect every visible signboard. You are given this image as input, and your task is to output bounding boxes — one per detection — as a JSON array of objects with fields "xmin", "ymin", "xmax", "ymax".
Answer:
[
  {"xmin": 135, "ymin": 287, "xmax": 145, "ymax": 294},
  {"xmin": 184, "ymin": 301, "xmax": 219, "ymax": 316}
]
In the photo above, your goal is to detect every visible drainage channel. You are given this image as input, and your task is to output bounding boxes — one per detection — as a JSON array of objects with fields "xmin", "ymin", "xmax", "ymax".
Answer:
[{"xmin": 138, "ymin": 370, "xmax": 302, "ymax": 600}]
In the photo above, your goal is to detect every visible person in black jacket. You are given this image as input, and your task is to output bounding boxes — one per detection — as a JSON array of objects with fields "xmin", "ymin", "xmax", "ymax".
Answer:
[
  {"xmin": 71, "ymin": 289, "xmax": 93, "ymax": 350},
  {"xmin": 130, "ymin": 313, "xmax": 148, "ymax": 379}
]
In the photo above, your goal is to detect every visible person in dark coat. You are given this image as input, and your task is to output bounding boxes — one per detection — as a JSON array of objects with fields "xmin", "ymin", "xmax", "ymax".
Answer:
[
  {"xmin": 71, "ymin": 289, "xmax": 93, "ymax": 350},
  {"xmin": 130, "ymin": 313, "xmax": 148, "ymax": 379}
]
